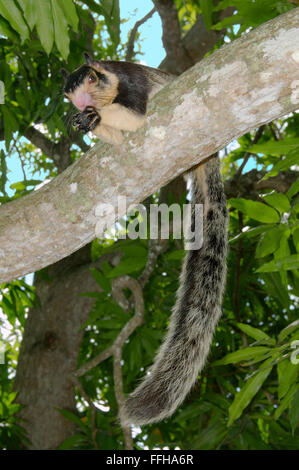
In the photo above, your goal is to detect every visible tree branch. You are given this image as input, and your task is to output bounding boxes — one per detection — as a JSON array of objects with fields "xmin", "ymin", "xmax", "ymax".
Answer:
[
  {"xmin": 155, "ymin": 0, "xmax": 193, "ymax": 74},
  {"xmin": 74, "ymin": 275, "xmax": 144, "ymax": 449},
  {"xmin": 24, "ymin": 126, "xmax": 56, "ymax": 159},
  {"xmin": 1, "ymin": 9, "xmax": 299, "ymax": 283},
  {"xmin": 125, "ymin": 7, "xmax": 156, "ymax": 62},
  {"xmin": 224, "ymin": 170, "xmax": 298, "ymax": 200},
  {"xmin": 24, "ymin": 125, "xmax": 89, "ymax": 172},
  {"xmin": 236, "ymin": 125, "xmax": 266, "ymax": 176},
  {"xmin": 158, "ymin": 3, "xmax": 235, "ymax": 73}
]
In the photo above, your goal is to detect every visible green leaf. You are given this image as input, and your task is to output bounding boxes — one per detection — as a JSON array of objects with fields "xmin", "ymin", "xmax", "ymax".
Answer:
[
  {"xmin": 1, "ymin": 105, "xmax": 19, "ymax": 149},
  {"xmin": 140, "ymin": 328, "xmax": 160, "ymax": 359},
  {"xmin": 255, "ymin": 254, "xmax": 299, "ymax": 273},
  {"xmin": 10, "ymin": 179, "xmax": 42, "ymax": 190},
  {"xmin": 196, "ymin": 422, "xmax": 227, "ymax": 450},
  {"xmin": 212, "ymin": 13, "xmax": 244, "ymax": 31},
  {"xmin": 0, "ymin": 16, "xmax": 19, "ymax": 41},
  {"xmin": 57, "ymin": 433, "xmax": 87, "ymax": 450},
  {"xmin": 263, "ymin": 193, "xmax": 290, "ymax": 214},
  {"xmin": 287, "ymin": 179, "xmax": 299, "ymax": 199},
  {"xmin": 9, "ymin": 182, "xmax": 26, "ymax": 191},
  {"xmin": 277, "ymin": 359, "xmax": 299, "ymax": 400},
  {"xmin": 290, "ymin": 388, "xmax": 299, "ymax": 435},
  {"xmin": 17, "ymin": 0, "xmax": 37, "ymax": 30},
  {"xmin": 249, "ymin": 139, "xmax": 299, "ymax": 156},
  {"xmin": 229, "ymin": 224, "xmax": 274, "ymax": 243},
  {"xmin": 96, "ymin": 318, "xmax": 124, "ymax": 329},
  {"xmin": 107, "ymin": 256, "xmax": 146, "ymax": 278},
  {"xmin": 57, "ymin": 409, "xmax": 88, "ymax": 432},
  {"xmin": 1, "ymin": 295, "xmax": 15, "ymax": 323},
  {"xmin": 200, "ymin": 0, "xmax": 213, "ymax": 29},
  {"xmin": 59, "ymin": 0, "xmax": 78, "ymax": 32},
  {"xmin": 274, "ymin": 230, "xmax": 291, "ymax": 285},
  {"xmin": 213, "ymin": 346, "xmax": 271, "ymax": 366},
  {"xmin": 278, "ymin": 320, "xmax": 299, "ymax": 342},
  {"xmin": 90, "ymin": 267, "xmax": 111, "ymax": 293},
  {"xmin": 0, "ymin": 0, "xmax": 29, "ymax": 42},
  {"xmin": 255, "ymin": 227, "xmax": 283, "ymax": 258},
  {"xmin": 229, "ymin": 198, "xmax": 280, "ymax": 223},
  {"xmin": 34, "ymin": 0, "xmax": 54, "ymax": 55},
  {"xmin": 262, "ymin": 272, "xmax": 290, "ymax": 308},
  {"xmin": 51, "ymin": 0, "xmax": 70, "ymax": 60},
  {"xmin": 82, "ymin": 0, "xmax": 103, "ymax": 16},
  {"xmin": 266, "ymin": 148, "xmax": 299, "ymax": 179},
  {"xmin": 228, "ymin": 357, "xmax": 274, "ymax": 425},
  {"xmin": 173, "ymin": 402, "xmax": 212, "ymax": 423},
  {"xmin": 274, "ymin": 383, "xmax": 297, "ymax": 420},
  {"xmin": 0, "ymin": 149, "xmax": 7, "ymax": 195},
  {"xmin": 236, "ymin": 323, "xmax": 274, "ymax": 344},
  {"xmin": 293, "ymin": 228, "xmax": 299, "ymax": 251},
  {"xmin": 166, "ymin": 250, "xmax": 186, "ymax": 261},
  {"xmin": 99, "ymin": 0, "xmax": 120, "ymax": 46},
  {"xmin": 121, "ymin": 245, "xmax": 147, "ymax": 258}
]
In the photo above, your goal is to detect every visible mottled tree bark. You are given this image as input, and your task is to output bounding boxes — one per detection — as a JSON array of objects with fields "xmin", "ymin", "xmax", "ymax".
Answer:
[{"xmin": 14, "ymin": 245, "xmax": 96, "ymax": 449}]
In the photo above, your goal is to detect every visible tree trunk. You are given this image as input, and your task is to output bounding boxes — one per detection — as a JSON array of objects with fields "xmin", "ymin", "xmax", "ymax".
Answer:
[{"xmin": 14, "ymin": 245, "xmax": 98, "ymax": 449}]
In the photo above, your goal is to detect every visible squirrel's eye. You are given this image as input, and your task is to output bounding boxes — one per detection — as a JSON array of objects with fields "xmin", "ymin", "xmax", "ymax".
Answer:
[{"xmin": 88, "ymin": 74, "xmax": 96, "ymax": 83}]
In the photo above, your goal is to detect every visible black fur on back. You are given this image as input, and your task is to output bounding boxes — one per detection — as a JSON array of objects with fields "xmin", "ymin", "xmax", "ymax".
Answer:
[{"xmin": 100, "ymin": 61, "xmax": 150, "ymax": 115}]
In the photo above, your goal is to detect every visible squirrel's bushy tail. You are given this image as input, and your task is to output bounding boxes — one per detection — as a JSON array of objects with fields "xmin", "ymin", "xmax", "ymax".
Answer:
[{"xmin": 122, "ymin": 156, "xmax": 228, "ymax": 425}]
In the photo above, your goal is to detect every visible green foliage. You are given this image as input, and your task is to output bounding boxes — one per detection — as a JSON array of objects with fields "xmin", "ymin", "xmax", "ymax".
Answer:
[
  {"xmin": 0, "ymin": 280, "xmax": 37, "ymax": 449},
  {"xmin": 175, "ymin": 0, "xmax": 295, "ymax": 37},
  {"xmin": 214, "ymin": 321, "xmax": 299, "ymax": 427},
  {"xmin": 0, "ymin": 0, "xmax": 79, "ymax": 59},
  {"xmin": 213, "ymin": 0, "xmax": 294, "ymax": 32},
  {"xmin": 0, "ymin": 0, "xmax": 298, "ymax": 451},
  {"xmin": 229, "ymin": 198, "xmax": 280, "ymax": 223}
]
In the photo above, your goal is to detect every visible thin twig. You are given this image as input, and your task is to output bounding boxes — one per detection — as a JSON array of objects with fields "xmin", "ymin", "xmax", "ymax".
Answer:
[
  {"xmin": 125, "ymin": 7, "xmax": 156, "ymax": 61},
  {"xmin": 74, "ymin": 276, "xmax": 144, "ymax": 449},
  {"xmin": 236, "ymin": 125, "xmax": 266, "ymax": 177},
  {"xmin": 75, "ymin": 346, "xmax": 114, "ymax": 378},
  {"xmin": 11, "ymin": 137, "xmax": 27, "ymax": 182},
  {"xmin": 269, "ymin": 122, "xmax": 283, "ymax": 141},
  {"xmin": 138, "ymin": 238, "xmax": 169, "ymax": 287}
]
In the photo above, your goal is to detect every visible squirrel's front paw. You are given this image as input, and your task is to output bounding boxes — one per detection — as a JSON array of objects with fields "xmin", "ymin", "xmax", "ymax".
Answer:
[{"xmin": 72, "ymin": 106, "xmax": 101, "ymax": 133}]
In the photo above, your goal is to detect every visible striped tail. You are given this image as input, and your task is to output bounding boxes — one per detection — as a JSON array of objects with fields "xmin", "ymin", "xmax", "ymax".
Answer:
[{"xmin": 122, "ymin": 155, "xmax": 228, "ymax": 425}]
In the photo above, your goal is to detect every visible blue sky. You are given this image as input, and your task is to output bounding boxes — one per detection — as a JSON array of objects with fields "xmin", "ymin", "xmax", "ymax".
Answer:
[
  {"xmin": 2, "ymin": 1, "xmax": 165, "ymax": 194},
  {"xmin": 119, "ymin": 0, "xmax": 165, "ymax": 67}
]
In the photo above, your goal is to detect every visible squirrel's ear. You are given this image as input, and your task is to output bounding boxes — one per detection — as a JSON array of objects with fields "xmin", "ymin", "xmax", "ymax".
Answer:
[
  {"xmin": 61, "ymin": 68, "xmax": 69, "ymax": 81},
  {"xmin": 83, "ymin": 52, "xmax": 94, "ymax": 66}
]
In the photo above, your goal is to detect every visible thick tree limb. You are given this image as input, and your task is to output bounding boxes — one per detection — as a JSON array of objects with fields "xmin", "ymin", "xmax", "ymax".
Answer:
[
  {"xmin": 24, "ymin": 125, "xmax": 89, "ymax": 172},
  {"xmin": 1, "ymin": 9, "xmax": 299, "ymax": 283},
  {"xmin": 155, "ymin": 0, "xmax": 193, "ymax": 74},
  {"xmin": 24, "ymin": 126, "xmax": 56, "ymax": 158},
  {"xmin": 158, "ymin": 3, "xmax": 236, "ymax": 73}
]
